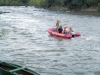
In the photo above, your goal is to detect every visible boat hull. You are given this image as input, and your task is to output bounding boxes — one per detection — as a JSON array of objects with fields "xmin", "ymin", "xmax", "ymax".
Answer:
[
  {"xmin": 47, "ymin": 28, "xmax": 81, "ymax": 39},
  {"xmin": 0, "ymin": 61, "xmax": 40, "ymax": 75}
]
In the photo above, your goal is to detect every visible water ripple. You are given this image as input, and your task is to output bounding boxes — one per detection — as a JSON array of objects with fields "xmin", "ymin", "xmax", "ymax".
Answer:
[{"xmin": 0, "ymin": 6, "xmax": 100, "ymax": 75}]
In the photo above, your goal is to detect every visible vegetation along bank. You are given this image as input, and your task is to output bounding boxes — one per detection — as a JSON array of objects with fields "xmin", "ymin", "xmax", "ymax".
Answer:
[{"xmin": 0, "ymin": 0, "xmax": 100, "ymax": 12}]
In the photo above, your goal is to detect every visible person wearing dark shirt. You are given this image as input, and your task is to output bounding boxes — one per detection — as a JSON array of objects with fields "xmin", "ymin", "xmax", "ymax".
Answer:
[{"xmin": 58, "ymin": 26, "xmax": 63, "ymax": 33}]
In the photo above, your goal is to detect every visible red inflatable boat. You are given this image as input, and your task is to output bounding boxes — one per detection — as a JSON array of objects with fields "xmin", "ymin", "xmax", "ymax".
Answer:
[{"xmin": 47, "ymin": 28, "xmax": 81, "ymax": 39}]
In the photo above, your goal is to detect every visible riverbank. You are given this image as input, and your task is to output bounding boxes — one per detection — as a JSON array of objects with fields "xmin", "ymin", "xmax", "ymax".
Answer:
[
  {"xmin": 81, "ymin": 6, "xmax": 98, "ymax": 12},
  {"xmin": 48, "ymin": 6, "xmax": 99, "ymax": 12},
  {"xmin": 48, "ymin": 6, "xmax": 69, "ymax": 11}
]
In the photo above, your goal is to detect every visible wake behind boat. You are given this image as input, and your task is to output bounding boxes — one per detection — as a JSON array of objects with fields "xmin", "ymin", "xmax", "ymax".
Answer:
[{"xmin": 48, "ymin": 28, "xmax": 81, "ymax": 39}]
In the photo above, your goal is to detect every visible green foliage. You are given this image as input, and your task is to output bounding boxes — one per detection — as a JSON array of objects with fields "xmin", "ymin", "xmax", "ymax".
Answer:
[
  {"xmin": 98, "ymin": 3, "xmax": 100, "ymax": 12},
  {"xmin": 0, "ymin": 0, "xmax": 23, "ymax": 6},
  {"xmin": 98, "ymin": 3, "xmax": 100, "ymax": 7},
  {"xmin": 86, "ymin": 0, "xmax": 94, "ymax": 6},
  {"xmin": 45, "ymin": 0, "xmax": 99, "ymax": 10},
  {"xmin": 0, "ymin": 0, "xmax": 100, "ymax": 11},
  {"xmin": 28, "ymin": 0, "xmax": 47, "ymax": 7},
  {"xmin": 0, "ymin": 0, "xmax": 4, "ymax": 5},
  {"xmin": 86, "ymin": 0, "xmax": 98, "ymax": 6}
]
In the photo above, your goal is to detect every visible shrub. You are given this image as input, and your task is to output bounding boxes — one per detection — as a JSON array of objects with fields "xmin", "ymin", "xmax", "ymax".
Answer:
[{"xmin": 97, "ymin": 3, "xmax": 100, "ymax": 12}]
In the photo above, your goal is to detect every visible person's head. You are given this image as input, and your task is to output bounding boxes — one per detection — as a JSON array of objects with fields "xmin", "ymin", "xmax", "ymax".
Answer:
[
  {"xmin": 64, "ymin": 26, "xmax": 68, "ymax": 29},
  {"xmin": 64, "ymin": 26, "xmax": 68, "ymax": 30},
  {"xmin": 66, "ymin": 26, "xmax": 68, "ymax": 28},
  {"xmin": 57, "ymin": 20, "xmax": 60, "ymax": 22},
  {"xmin": 69, "ymin": 27, "xmax": 72, "ymax": 31}
]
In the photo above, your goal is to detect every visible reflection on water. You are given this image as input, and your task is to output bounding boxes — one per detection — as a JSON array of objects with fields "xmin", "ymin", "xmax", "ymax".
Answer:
[{"xmin": 0, "ymin": 6, "xmax": 100, "ymax": 75}]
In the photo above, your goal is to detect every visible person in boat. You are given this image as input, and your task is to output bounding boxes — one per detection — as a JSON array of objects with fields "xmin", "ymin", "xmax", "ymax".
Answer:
[
  {"xmin": 63, "ymin": 26, "xmax": 69, "ymax": 34},
  {"xmin": 56, "ymin": 20, "xmax": 60, "ymax": 32},
  {"xmin": 58, "ymin": 26, "xmax": 63, "ymax": 33},
  {"xmin": 69, "ymin": 27, "xmax": 73, "ymax": 32},
  {"xmin": 63, "ymin": 26, "xmax": 66, "ymax": 34},
  {"xmin": 69, "ymin": 27, "xmax": 75, "ymax": 37}
]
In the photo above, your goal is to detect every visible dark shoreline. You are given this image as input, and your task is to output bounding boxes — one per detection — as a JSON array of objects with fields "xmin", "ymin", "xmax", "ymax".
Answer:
[{"xmin": 47, "ymin": 6, "xmax": 99, "ymax": 12}]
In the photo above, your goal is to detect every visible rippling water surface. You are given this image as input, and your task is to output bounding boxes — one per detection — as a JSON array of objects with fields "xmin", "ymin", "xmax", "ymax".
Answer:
[{"xmin": 0, "ymin": 6, "xmax": 100, "ymax": 75}]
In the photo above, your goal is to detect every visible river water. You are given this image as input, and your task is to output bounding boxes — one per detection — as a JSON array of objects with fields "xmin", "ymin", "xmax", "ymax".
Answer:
[{"xmin": 0, "ymin": 6, "xmax": 100, "ymax": 75}]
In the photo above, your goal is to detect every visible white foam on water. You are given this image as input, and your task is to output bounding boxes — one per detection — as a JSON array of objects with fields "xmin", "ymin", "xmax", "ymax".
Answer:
[{"xmin": 81, "ymin": 36, "xmax": 100, "ymax": 42}]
